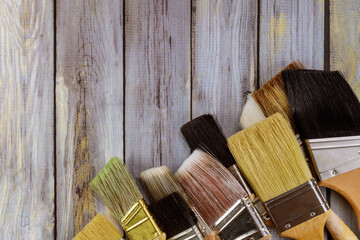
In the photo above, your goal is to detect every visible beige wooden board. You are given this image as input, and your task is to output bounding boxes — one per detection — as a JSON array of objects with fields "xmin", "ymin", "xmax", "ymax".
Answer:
[
  {"xmin": 330, "ymin": 0, "xmax": 360, "ymax": 97},
  {"xmin": 124, "ymin": 0, "xmax": 191, "ymax": 178},
  {"xmin": 0, "ymin": 0, "xmax": 55, "ymax": 239},
  {"xmin": 56, "ymin": 0, "xmax": 124, "ymax": 238},
  {"xmin": 259, "ymin": 0, "xmax": 324, "ymax": 86},
  {"xmin": 192, "ymin": 0, "xmax": 257, "ymax": 137}
]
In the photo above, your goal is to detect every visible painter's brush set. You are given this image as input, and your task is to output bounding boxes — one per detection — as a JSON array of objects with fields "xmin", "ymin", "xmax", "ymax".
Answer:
[{"xmin": 74, "ymin": 62, "xmax": 360, "ymax": 240}]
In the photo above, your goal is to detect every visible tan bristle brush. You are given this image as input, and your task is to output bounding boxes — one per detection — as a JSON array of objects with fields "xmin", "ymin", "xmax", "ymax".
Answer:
[
  {"xmin": 73, "ymin": 213, "xmax": 125, "ymax": 240},
  {"xmin": 90, "ymin": 157, "xmax": 163, "ymax": 240},
  {"xmin": 175, "ymin": 150, "xmax": 271, "ymax": 240},
  {"xmin": 239, "ymin": 64, "xmax": 358, "ymax": 239},
  {"xmin": 228, "ymin": 113, "xmax": 338, "ymax": 240}
]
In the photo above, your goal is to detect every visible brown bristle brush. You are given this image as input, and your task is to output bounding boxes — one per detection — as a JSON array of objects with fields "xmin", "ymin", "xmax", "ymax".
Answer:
[
  {"xmin": 180, "ymin": 114, "xmax": 270, "ymax": 223},
  {"xmin": 228, "ymin": 113, "xmax": 346, "ymax": 240},
  {"xmin": 175, "ymin": 150, "xmax": 271, "ymax": 240},
  {"xmin": 283, "ymin": 69, "xmax": 360, "ymax": 231},
  {"xmin": 90, "ymin": 157, "xmax": 164, "ymax": 240},
  {"xmin": 239, "ymin": 64, "xmax": 357, "ymax": 239}
]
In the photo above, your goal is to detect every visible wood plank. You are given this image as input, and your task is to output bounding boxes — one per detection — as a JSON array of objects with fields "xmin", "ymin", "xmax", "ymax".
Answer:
[
  {"xmin": 330, "ymin": 1, "xmax": 360, "ymax": 236},
  {"xmin": 259, "ymin": 0, "xmax": 324, "ymax": 86},
  {"xmin": 124, "ymin": 0, "xmax": 191, "ymax": 178},
  {"xmin": 56, "ymin": 1, "xmax": 124, "ymax": 238},
  {"xmin": 192, "ymin": 0, "xmax": 257, "ymax": 137},
  {"xmin": 0, "ymin": 0, "xmax": 54, "ymax": 239},
  {"xmin": 259, "ymin": 1, "xmax": 325, "ymax": 239}
]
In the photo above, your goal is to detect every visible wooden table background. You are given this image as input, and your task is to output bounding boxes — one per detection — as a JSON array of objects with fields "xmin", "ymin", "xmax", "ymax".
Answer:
[{"xmin": 1, "ymin": 0, "xmax": 360, "ymax": 239}]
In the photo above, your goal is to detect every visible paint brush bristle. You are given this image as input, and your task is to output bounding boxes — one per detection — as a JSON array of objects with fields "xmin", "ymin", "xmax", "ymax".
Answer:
[
  {"xmin": 175, "ymin": 150, "xmax": 246, "ymax": 227},
  {"xmin": 283, "ymin": 69, "xmax": 360, "ymax": 139},
  {"xmin": 180, "ymin": 114, "xmax": 236, "ymax": 168},
  {"xmin": 90, "ymin": 157, "xmax": 142, "ymax": 221},
  {"xmin": 73, "ymin": 213, "xmax": 123, "ymax": 240},
  {"xmin": 228, "ymin": 113, "xmax": 312, "ymax": 202},
  {"xmin": 239, "ymin": 94, "xmax": 266, "ymax": 129}
]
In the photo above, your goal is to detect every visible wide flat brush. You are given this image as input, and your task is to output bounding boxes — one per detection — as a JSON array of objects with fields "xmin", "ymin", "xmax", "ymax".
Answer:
[
  {"xmin": 90, "ymin": 157, "xmax": 163, "ymax": 240},
  {"xmin": 228, "ymin": 113, "xmax": 331, "ymax": 240},
  {"xmin": 283, "ymin": 69, "xmax": 360, "ymax": 230},
  {"xmin": 73, "ymin": 213, "xmax": 124, "ymax": 240},
  {"xmin": 149, "ymin": 192, "xmax": 203, "ymax": 240},
  {"xmin": 175, "ymin": 150, "xmax": 271, "ymax": 240}
]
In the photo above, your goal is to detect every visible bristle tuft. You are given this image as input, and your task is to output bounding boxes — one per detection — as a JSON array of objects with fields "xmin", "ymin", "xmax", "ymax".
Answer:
[
  {"xmin": 149, "ymin": 192, "xmax": 195, "ymax": 238},
  {"xmin": 283, "ymin": 70, "xmax": 360, "ymax": 139},
  {"xmin": 239, "ymin": 94, "xmax": 266, "ymax": 129},
  {"xmin": 175, "ymin": 150, "xmax": 246, "ymax": 227},
  {"xmin": 181, "ymin": 114, "xmax": 236, "ymax": 168},
  {"xmin": 228, "ymin": 113, "xmax": 312, "ymax": 202},
  {"xmin": 90, "ymin": 157, "xmax": 142, "ymax": 220},
  {"xmin": 73, "ymin": 213, "xmax": 123, "ymax": 240}
]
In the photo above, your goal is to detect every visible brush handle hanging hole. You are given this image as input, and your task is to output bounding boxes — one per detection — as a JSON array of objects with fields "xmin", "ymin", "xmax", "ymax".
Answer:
[
  {"xmin": 285, "ymin": 224, "xmax": 291, "ymax": 229},
  {"xmin": 331, "ymin": 170, "xmax": 337, "ymax": 175},
  {"xmin": 310, "ymin": 212, "xmax": 316, "ymax": 217}
]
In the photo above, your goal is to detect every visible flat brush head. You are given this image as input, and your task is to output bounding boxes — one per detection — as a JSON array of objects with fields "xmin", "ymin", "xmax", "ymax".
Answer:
[
  {"xmin": 73, "ymin": 213, "xmax": 123, "ymax": 240},
  {"xmin": 239, "ymin": 94, "xmax": 266, "ymax": 129},
  {"xmin": 181, "ymin": 114, "xmax": 236, "ymax": 168},
  {"xmin": 283, "ymin": 69, "xmax": 360, "ymax": 139},
  {"xmin": 175, "ymin": 150, "xmax": 246, "ymax": 227},
  {"xmin": 90, "ymin": 157, "xmax": 142, "ymax": 221},
  {"xmin": 228, "ymin": 113, "xmax": 312, "ymax": 202},
  {"xmin": 149, "ymin": 192, "xmax": 195, "ymax": 238}
]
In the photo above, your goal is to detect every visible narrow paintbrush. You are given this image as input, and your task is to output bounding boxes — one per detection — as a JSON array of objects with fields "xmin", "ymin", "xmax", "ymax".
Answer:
[
  {"xmin": 149, "ymin": 192, "xmax": 204, "ymax": 240},
  {"xmin": 73, "ymin": 213, "xmax": 124, "ymax": 240},
  {"xmin": 175, "ymin": 150, "xmax": 271, "ymax": 240},
  {"xmin": 283, "ymin": 69, "xmax": 360, "ymax": 230},
  {"xmin": 90, "ymin": 157, "xmax": 163, "ymax": 240},
  {"xmin": 181, "ymin": 114, "xmax": 269, "ymax": 223},
  {"xmin": 228, "ymin": 113, "xmax": 340, "ymax": 239}
]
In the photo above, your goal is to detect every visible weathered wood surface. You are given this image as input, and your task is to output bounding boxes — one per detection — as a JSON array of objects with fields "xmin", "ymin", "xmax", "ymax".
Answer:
[
  {"xmin": 56, "ymin": 0, "xmax": 124, "ymax": 238},
  {"xmin": 192, "ymin": 0, "xmax": 257, "ymax": 137},
  {"xmin": 124, "ymin": 0, "xmax": 191, "ymax": 177},
  {"xmin": 0, "ymin": 0, "xmax": 55, "ymax": 239}
]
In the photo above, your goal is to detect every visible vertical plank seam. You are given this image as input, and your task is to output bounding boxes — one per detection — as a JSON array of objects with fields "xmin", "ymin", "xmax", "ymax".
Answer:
[
  {"xmin": 190, "ymin": 0, "xmax": 194, "ymax": 120},
  {"xmin": 123, "ymin": 0, "xmax": 126, "ymax": 164},
  {"xmin": 324, "ymin": 0, "xmax": 330, "ymax": 71},
  {"xmin": 256, "ymin": 0, "xmax": 261, "ymax": 90},
  {"xmin": 54, "ymin": 0, "xmax": 57, "ymax": 239}
]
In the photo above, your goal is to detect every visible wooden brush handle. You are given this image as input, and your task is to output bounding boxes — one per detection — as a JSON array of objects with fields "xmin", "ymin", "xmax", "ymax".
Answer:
[
  {"xmin": 326, "ymin": 210, "xmax": 359, "ymax": 240},
  {"xmin": 154, "ymin": 233, "xmax": 166, "ymax": 240},
  {"xmin": 320, "ymin": 168, "xmax": 360, "ymax": 230},
  {"xmin": 280, "ymin": 211, "xmax": 330, "ymax": 240}
]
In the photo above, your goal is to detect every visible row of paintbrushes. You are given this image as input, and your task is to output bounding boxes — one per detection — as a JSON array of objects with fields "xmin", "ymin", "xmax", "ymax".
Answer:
[{"xmin": 74, "ymin": 62, "xmax": 360, "ymax": 240}]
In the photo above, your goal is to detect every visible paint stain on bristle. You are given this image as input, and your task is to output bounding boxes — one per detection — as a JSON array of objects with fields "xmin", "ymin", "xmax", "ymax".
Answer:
[{"xmin": 228, "ymin": 113, "xmax": 312, "ymax": 202}]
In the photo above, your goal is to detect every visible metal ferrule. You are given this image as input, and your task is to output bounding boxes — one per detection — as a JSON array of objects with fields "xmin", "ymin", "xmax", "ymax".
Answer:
[
  {"xmin": 120, "ymin": 199, "xmax": 163, "ymax": 240},
  {"xmin": 190, "ymin": 206, "xmax": 212, "ymax": 236},
  {"xmin": 306, "ymin": 135, "xmax": 360, "ymax": 181},
  {"xmin": 228, "ymin": 164, "xmax": 271, "ymax": 223},
  {"xmin": 213, "ymin": 198, "xmax": 270, "ymax": 240},
  {"xmin": 168, "ymin": 225, "xmax": 204, "ymax": 240},
  {"xmin": 264, "ymin": 178, "xmax": 330, "ymax": 233}
]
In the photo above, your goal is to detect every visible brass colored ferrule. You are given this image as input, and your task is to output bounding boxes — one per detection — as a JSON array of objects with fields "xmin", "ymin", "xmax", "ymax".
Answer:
[
  {"xmin": 120, "ymin": 199, "xmax": 163, "ymax": 240},
  {"xmin": 264, "ymin": 178, "xmax": 329, "ymax": 233}
]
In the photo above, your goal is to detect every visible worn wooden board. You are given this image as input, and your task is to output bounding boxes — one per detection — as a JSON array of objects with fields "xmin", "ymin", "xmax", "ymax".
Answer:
[
  {"xmin": 124, "ymin": 0, "xmax": 191, "ymax": 178},
  {"xmin": 0, "ymin": 0, "xmax": 55, "ymax": 239},
  {"xmin": 56, "ymin": 0, "xmax": 124, "ymax": 238},
  {"xmin": 192, "ymin": 0, "xmax": 257, "ymax": 137}
]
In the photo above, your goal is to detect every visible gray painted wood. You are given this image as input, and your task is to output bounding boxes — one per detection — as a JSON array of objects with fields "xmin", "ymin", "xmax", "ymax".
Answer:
[
  {"xmin": 0, "ymin": 0, "xmax": 55, "ymax": 239},
  {"xmin": 56, "ymin": 1, "xmax": 124, "ymax": 238},
  {"xmin": 124, "ymin": 0, "xmax": 191, "ymax": 178}
]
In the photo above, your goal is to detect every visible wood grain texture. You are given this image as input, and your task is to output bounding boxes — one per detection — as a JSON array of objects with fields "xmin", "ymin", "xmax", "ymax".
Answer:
[
  {"xmin": 0, "ymin": 0, "xmax": 55, "ymax": 239},
  {"xmin": 56, "ymin": 1, "xmax": 123, "ymax": 238},
  {"xmin": 192, "ymin": 0, "xmax": 257, "ymax": 137},
  {"xmin": 124, "ymin": 0, "xmax": 191, "ymax": 177},
  {"xmin": 259, "ymin": 0, "xmax": 324, "ymax": 86},
  {"xmin": 330, "ymin": 0, "xmax": 360, "ymax": 97}
]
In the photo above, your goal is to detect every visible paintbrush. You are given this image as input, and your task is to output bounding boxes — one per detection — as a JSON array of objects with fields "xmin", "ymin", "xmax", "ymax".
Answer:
[
  {"xmin": 228, "ymin": 113, "xmax": 332, "ymax": 239},
  {"xmin": 90, "ymin": 157, "xmax": 163, "ymax": 240},
  {"xmin": 149, "ymin": 192, "xmax": 204, "ymax": 240},
  {"xmin": 175, "ymin": 150, "xmax": 271, "ymax": 240},
  {"xmin": 283, "ymin": 69, "xmax": 360, "ymax": 230},
  {"xmin": 73, "ymin": 213, "xmax": 125, "ymax": 240},
  {"xmin": 180, "ymin": 114, "xmax": 270, "ymax": 223}
]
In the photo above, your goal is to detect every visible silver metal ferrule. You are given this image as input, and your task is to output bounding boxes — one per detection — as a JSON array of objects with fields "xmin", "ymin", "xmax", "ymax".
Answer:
[
  {"xmin": 190, "ymin": 206, "xmax": 212, "ymax": 237},
  {"xmin": 264, "ymin": 178, "xmax": 330, "ymax": 233},
  {"xmin": 306, "ymin": 135, "xmax": 360, "ymax": 181},
  {"xmin": 168, "ymin": 225, "xmax": 204, "ymax": 240}
]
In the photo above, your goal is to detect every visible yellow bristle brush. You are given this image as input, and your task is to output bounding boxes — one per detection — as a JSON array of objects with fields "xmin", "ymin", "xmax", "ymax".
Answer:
[{"xmin": 229, "ymin": 113, "xmax": 335, "ymax": 240}]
